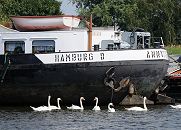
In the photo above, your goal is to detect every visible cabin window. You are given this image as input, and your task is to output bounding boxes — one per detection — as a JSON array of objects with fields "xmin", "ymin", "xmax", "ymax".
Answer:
[
  {"xmin": 32, "ymin": 40, "xmax": 55, "ymax": 54},
  {"xmin": 4, "ymin": 41, "xmax": 25, "ymax": 54}
]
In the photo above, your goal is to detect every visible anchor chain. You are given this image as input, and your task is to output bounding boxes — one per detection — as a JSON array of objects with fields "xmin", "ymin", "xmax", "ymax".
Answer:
[{"xmin": 104, "ymin": 67, "xmax": 116, "ymax": 89}]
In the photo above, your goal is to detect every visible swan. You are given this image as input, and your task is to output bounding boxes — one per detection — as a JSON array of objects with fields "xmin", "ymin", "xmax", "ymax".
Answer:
[
  {"xmin": 49, "ymin": 98, "xmax": 62, "ymax": 110},
  {"xmin": 30, "ymin": 105, "xmax": 50, "ymax": 112},
  {"xmin": 67, "ymin": 97, "xmax": 85, "ymax": 110},
  {"xmin": 125, "ymin": 97, "xmax": 147, "ymax": 111},
  {"xmin": 92, "ymin": 97, "xmax": 101, "ymax": 111},
  {"xmin": 108, "ymin": 103, "xmax": 115, "ymax": 112},
  {"xmin": 170, "ymin": 104, "xmax": 181, "ymax": 109},
  {"xmin": 30, "ymin": 95, "xmax": 51, "ymax": 111}
]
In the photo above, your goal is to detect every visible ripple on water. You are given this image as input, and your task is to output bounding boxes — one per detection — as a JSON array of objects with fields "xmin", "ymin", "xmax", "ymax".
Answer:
[{"xmin": 0, "ymin": 105, "xmax": 181, "ymax": 130}]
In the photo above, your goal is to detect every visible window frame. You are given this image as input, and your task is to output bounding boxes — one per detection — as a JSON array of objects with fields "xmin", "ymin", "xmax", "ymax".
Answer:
[
  {"xmin": 32, "ymin": 40, "xmax": 55, "ymax": 54},
  {"xmin": 4, "ymin": 40, "xmax": 25, "ymax": 54}
]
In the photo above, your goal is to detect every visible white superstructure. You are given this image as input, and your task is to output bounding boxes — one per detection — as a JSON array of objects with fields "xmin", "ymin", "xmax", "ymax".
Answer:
[{"xmin": 0, "ymin": 24, "xmax": 164, "ymax": 55}]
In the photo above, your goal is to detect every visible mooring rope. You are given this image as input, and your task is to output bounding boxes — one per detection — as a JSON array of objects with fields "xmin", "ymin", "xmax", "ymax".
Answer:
[
  {"xmin": 0, "ymin": 53, "xmax": 10, "ymax": 84},
  {"xmin": 4, "ymin": 53, "xmax": 8, "ymax": 64},
  {"xmin": 169, "ymin": 55, "xmax": 181, "ymax": 67}
]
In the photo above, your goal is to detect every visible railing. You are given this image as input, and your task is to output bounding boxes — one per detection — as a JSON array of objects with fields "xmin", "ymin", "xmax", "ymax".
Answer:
[{"xmin": 151, "ymin": 37, "xmax": 165, "ymax": 48}]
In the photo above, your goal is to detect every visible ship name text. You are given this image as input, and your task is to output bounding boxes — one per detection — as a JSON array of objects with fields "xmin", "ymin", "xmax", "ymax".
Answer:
[
  {"xmin": 147, "ymin": 50, "xmax": 167, "ymax": 59},
  {"xmin": 54, "ymin": 52, "xmax": 105, "ymax": 62}
]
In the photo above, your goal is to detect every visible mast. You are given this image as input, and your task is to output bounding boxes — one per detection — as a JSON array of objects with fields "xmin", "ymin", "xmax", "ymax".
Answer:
[{"xmin": 88, "ymin": 14, "xmax": 92, "ymax": 51}]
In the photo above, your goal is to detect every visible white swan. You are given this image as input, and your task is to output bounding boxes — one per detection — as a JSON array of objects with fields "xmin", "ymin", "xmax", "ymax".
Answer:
[
  {"xmin": 170, "ymin": 104, "xmax": 181, "ymax": 109},
  {"xmin": 30, "ymin": 105, "xmax": 50, "ymax": 111},
  {"xmin": 30, "ymin": 95, "xmax": 51, "ymax": 111},
  {"xmin": 67, "ymin": 97, "xmax": 85, "ymax": 110},
  {"xmin": 125, "ymin": 97, "xmax": 148, "ymax": 111},
  {"xmin": 92, "ymin": 97, "xmax": 101, "ymax": 111},
  {"xmin": 108, "ymin": 103, "xmax": 115, "ymax": 112},
  {"xmin": 49, "ymin": 98, "xmax": 62, "ymax": 110}
]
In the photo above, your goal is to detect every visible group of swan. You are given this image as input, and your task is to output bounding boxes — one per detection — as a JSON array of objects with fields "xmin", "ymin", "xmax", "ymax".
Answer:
[
  {"xmin": 30, "ymin": 96, "xmax": 115, "ymax": 112},
  {"xmin": 30, "ymin": 95, "xmax": 181, "ymax": 112}
]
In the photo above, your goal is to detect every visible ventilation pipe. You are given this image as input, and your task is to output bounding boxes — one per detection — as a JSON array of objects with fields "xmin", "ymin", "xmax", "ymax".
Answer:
[{"xmin": 88, "ymin": 14, "xmax": 92, "ymax": 51}]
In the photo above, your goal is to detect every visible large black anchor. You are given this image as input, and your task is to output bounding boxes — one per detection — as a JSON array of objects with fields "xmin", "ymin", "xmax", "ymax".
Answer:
[{"xmin": 104, "ymin": 67, "xmax": 132, "ymax": 92}]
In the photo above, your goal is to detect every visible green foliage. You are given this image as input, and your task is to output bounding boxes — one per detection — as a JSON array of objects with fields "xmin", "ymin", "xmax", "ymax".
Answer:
[
  {"xmin": 0, "ymin": 0, "xmax": 62, "ymax": 23},
  {"xmin": 166, "ymin": 45, "xmax": 181, "ymax": 55},
  {"xmin": 72, "ymin": 0, "xmax": 181, "ymax": 45}
]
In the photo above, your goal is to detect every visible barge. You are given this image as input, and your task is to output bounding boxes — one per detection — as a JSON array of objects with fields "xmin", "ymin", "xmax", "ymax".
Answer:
[
  {"xmin": 163, "ymin": 56, "xmax": 181, "ymax": 102},
  {"xmin": 0, "ymin": 16, "xmax": 169, "ymax": 105}
]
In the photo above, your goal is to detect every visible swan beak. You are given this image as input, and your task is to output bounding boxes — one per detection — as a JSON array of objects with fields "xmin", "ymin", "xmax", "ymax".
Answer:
[
  {"xmin": 48, "ymin": 95, "xmax": 51, "ymax": 99},
  {"xmin": 111, "ymin": 103, "xmax": 114, "ymax": 107},
  {"xmin": 80, "ymin": 97, "xmax": 85, "ymax": 100}
]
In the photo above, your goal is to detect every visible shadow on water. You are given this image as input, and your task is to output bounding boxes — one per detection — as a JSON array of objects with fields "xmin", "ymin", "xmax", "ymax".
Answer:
[{"xmin": 0, "ymin": 105, "xmax": 181, "ymax": 129}]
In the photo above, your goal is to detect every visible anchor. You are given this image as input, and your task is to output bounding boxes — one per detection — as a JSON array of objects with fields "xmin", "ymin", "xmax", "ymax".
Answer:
[
  {"xmin": 104, "ymin": 67, "xmax": 157, "ymax": 105},
  {"xmin": 104, "ymin": 67, "xmax": 133, "ymax": 92}
]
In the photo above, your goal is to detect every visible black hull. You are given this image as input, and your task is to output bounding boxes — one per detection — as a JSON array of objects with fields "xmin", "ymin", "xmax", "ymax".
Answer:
[{"xmin": 0, "ymin": 54, "xmax": 169, "ymax": 105}]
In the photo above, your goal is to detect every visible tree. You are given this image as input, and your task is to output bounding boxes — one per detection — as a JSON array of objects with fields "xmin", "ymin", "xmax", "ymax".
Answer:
[
  {"xmin": 72, "ymin": 0, "xmax": 180, "ymax": 44},
  {"xmin": 174, "ymin": 0, "xmax": 181, "ymax": 43},
  {"xmin": 0, "ymin": 0, "xmax": 62, "ymax": 24}
]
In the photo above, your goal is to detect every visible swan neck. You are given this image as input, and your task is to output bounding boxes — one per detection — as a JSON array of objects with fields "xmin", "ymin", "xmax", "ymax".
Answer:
[
  {"xmin": 57, "ymin": 99, "xmax": 60, "ymax": 109},
  {"xmin": 80, "ymin": 99, "xmax": 83, "ymax": 109},
  {"xmin": 48, "ymin": 96, "xmax": 50, "ymax": 107},
  {"xmin": 143, "ymin": 98, "xmax": 147, "ymax": 110},
  {"xmin": 108, "ymin": 104, "xmax": 110, "ymax": 110},
  {"xmin": 95, "ymin": 98, "xmax": 98, "ymax": 106}
]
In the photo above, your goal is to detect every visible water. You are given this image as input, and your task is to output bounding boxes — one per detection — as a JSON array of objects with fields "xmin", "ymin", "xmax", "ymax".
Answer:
[{"xmin": 0, "ymin": 105, "xmax": 181, "ymax": 130}]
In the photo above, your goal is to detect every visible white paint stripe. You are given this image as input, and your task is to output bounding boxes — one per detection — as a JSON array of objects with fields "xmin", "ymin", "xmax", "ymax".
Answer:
[{"xmin": 35, "ymin": 49, "xmax": 169, "ymax": 64}]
